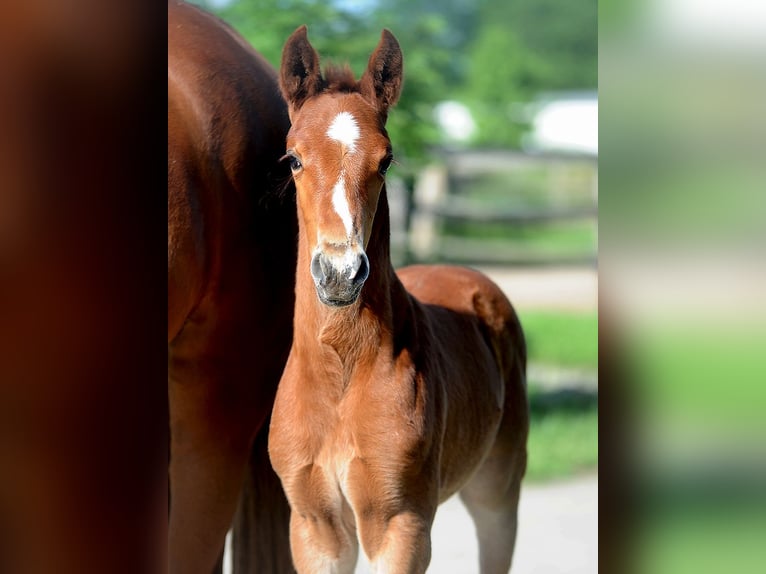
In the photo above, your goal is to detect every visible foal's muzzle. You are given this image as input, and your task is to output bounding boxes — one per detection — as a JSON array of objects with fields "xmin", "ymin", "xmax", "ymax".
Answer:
[{"xmin": 310, "ymin": 250, "xmax": 369, "ymax": 307}]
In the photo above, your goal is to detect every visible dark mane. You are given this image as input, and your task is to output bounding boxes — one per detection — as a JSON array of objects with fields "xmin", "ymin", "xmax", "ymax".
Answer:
[{"xmin": 322, "ymin": 63, "xmax": 360, "ymax": 93}]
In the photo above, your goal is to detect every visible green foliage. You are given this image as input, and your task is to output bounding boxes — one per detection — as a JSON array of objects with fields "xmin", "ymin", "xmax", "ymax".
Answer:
[
  {"xmin": 509, "ymin": 0, "xmax": 598, "ymax": 89},
  {"xmin": 213, "ymin": 1, "xmax": 369, "ymax": 72},
  {"xmin": 193, "ymin": 0, "xmax": 596, "ymax": 157},
  {"xmin": 194, "ymin": 0, "xmax": 452, "ymax": 162},
  {"xmin": 462, "ymin": 0, "xmax": 597, "ymax": 147},
  {"xmin": 462, "ymin": 26, "xmax": 531, "ymax": 146}
]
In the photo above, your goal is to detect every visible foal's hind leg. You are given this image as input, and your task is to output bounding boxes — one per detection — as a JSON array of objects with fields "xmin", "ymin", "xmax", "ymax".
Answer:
[
  {"xmin": 459, "ymin": 457, "xmax": 524, "ymax": 574},
  {"xmin": 459, "ymin": 380, "xmax": 528, "ymax": 573}
]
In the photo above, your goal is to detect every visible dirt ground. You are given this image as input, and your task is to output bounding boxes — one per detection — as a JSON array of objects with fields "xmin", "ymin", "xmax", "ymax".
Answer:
[
  {"xmin": 475, "ymin": 265, "xmax": 597, "ymax": 313},
  {"xmin": 354, "ymin": 473, "xmax": 599, "ymax": 573},
  {"xmin": 223, "ymin": 474, "xmax": 599, "ymax": 574}
]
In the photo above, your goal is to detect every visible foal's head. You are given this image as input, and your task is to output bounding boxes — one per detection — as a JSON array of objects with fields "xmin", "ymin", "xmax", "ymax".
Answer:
[{"xmin": 279, "ymin": 26, "xmax": 403, "ymax": 308}]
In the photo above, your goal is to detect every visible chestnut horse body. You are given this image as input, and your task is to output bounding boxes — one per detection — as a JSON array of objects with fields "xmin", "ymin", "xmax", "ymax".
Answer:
[
  {"xmin": 269, "ymin": 27, "xmax": 529, "ymax": 574},
  {"xmin": 168, "ymin": 2, "xmax": 296, "ymax": 573}
]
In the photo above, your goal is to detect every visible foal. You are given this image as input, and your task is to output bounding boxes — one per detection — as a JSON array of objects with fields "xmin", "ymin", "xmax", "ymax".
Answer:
[{"xmin": 269, "ymin": 26, "xmax": 529, "ymax": 574}]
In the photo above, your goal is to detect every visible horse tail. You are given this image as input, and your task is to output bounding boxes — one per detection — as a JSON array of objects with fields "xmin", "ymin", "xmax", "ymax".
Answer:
[
  {"xmin": 505, "ymin": 305, "xmax": 527, "ymax": 394},
  {"xmin": 230, "ymin": 419, "xmax": 294, "ymax": 574},
  {"xmin": 505, "ymin": 305, "xmax": 530, "ymax": 476},
  {"xmin": 493, "ymin": 300, "xmax": 529, "ymax": 481}
]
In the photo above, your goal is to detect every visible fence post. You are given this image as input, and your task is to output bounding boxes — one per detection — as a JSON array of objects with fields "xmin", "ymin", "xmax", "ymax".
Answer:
[{"xmin": 408, "ymin": 164, "xmax": 447, "ymax": 261}]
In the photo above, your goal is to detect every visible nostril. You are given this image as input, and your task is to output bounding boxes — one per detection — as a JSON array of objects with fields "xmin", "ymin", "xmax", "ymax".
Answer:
[
  {"xmin": 310, "ymin": 253, "xmax": 324, "ymax": 283},
  {"xmin": 320, "ymin": 255, "xmax": 333, "ymax": 278},
  {"xmin": 353, "ymin": 253, "xmax": 369, "ymax": 285}
]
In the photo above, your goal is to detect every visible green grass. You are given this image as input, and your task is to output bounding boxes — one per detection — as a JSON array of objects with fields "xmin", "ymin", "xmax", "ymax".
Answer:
[
  {"xmin": 442, "ymin": 220, "xmax": 596, "ymax": 256},
  {"xmin": 517, "ymin": 311, "xmax": 599, "ymax": 481},
  {"xmin": 636, "ymin": 502, "xmax": 766, "ymax": 574},
  {"xmin": 519, "ymin": 310, "xmax": 599, "ymax": 369},
  {"xmin": 524, "ymin": 386, "xmax": 599, "ymax": 481},
  {"xmin": 631, "ymin": 322, "xmax": 766, "ymax": 431}
]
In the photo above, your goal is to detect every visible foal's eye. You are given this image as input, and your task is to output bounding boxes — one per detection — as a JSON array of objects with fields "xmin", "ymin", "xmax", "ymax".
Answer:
[
  {"xmin": 379, "ymin": 155, "xmax": 393, "ymax": 176},
  {"xmin": 289, "ymin": 156, "xmax": 303, "ymax": 172},
  {"xmin": 281, "ymin": 151, "xmax": 303, "ymax": 172}
]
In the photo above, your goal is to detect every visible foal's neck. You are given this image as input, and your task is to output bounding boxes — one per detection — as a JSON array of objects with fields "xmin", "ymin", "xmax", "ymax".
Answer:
[{"xmin": 294, "ymin": 186, "xmax": 412, "ymax": 365}]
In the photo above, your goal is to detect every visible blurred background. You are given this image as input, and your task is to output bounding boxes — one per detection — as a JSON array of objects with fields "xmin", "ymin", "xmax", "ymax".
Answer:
[
  {"xmin": 190, "ymin": 0, "xmax": 599, "ymax": 572},
  {"xmin": 600, "ymin": 1, "xmax": 766, "ymax": 573}
]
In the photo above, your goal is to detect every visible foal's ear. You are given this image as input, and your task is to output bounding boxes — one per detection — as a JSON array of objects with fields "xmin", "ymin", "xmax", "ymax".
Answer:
[
  {"xmin": 280, "ymin": 25, "xmax": 323, "ymax": 113},
  {"xmin": 360, "ymin": 29, "xmax": 403, "ymax": 117}
]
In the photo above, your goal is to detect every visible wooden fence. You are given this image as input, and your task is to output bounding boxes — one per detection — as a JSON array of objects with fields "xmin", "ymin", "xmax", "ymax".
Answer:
[{"xmin": 391, "ymin": 148, "xmax": 598, "ymax": 267}]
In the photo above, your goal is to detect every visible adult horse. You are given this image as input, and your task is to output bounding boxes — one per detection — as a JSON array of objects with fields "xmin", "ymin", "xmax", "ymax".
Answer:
[
  {"xmin": 168, "ymin": 2, "xmax": 296, "ymax": 573},
  {"xmin": 269, "ymin": 27, "xmax": 529, "ymax": 574}
]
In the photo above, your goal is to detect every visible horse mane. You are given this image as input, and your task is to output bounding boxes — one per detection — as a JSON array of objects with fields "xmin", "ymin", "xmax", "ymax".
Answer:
[{"xmin": 322, "ymin": 63, "xmax": 361, "ymax": 93}]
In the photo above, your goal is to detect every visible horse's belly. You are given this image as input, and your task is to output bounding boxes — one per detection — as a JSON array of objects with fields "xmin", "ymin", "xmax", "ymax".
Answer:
[{"xmin": 434, "ymin": 360, "xmax": 505, "ymax": 500}]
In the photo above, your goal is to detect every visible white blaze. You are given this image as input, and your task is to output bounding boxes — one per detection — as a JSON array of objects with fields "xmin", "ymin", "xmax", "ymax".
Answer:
[
  {"xmin": 326, "ymin": 111, "xmax": 360, "ymax": 152},
  {"xmin": 326, "ymin": 112, "xmax": 359, "ymax": 239},
  {"xmin": 331, "ymin": 175, "xmax": 353, "ymax": 238}
]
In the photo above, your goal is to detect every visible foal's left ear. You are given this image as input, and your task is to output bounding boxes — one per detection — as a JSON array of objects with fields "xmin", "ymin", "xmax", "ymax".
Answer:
[{"xmin": 360, "ymin": 29, "xmax": 403, "ymax": 118}]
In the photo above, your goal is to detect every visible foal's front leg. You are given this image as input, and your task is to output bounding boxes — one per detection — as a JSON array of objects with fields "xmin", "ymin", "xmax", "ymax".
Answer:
[
  {"xmin": 357, "ymin": 509, "xmax": 434, "ymax": 574},
  {"xmin": 285, "ymin": 469, "xmax": 359, "ymax": 574},
  {"xmin": 289, "ymin": 510, "xmax": 358, "ymax": 574},
  {"xmin": 348, "ymin": 460, "xmax": 438, "ymax": 574}
]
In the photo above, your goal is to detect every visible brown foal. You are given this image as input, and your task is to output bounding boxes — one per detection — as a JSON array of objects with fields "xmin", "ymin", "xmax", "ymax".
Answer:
[{"xmin": 269, "ymin": 26, "xmax": 529, "ymax": 574}]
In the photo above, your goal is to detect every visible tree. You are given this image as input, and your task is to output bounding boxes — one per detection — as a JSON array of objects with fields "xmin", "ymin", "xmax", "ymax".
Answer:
[
  {"xmin": 193, "ymin": 0, "xmax": 597, "ymax": 154},
  {"xmin": 461, "ymin": 0, "xmax": 597, "ymax": 147}
]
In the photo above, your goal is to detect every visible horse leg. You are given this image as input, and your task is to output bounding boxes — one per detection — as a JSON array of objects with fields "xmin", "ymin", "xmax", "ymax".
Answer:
[
  {"xmin": 357, "ymin": 509, "xmax": 434, "ymax": 574},
  {"xmin": 459, "ymin": 391, "xmax": 528, "ymax": 573},
  {"xmin": 168, "ymin": 366, "xmax": 262, "ymax": 574},
  {"xmin": 459, "ymin": 466, "xmax": 523, "ymax": 574},
  {"xmin": 287, "ymin": 507, "xmax": 358, "ymax": 574},
  {"xmin": 459, "ymin": 314, "xmax": 529, "ymax": 574},
  {"xmin": 231, "ymin": 420, "xmax": 293, "ymax": 574}
]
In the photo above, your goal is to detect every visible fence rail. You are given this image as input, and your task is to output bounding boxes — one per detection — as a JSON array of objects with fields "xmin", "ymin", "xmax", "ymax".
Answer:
[{"xmin": 403, "ymin": 149, "xmax": 598, "ymax": 266}]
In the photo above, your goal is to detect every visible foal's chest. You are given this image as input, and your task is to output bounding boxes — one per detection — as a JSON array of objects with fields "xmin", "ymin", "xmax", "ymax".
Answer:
[
  {"xmin": 273, "ymin": 352, "xmax": 429, "ymax": 516},
  {"xmin": 290, "ymin": 391, "xmax": 418, "ymax": 516},
  {"xmin": 277, "ymin": 408, "xmax": 363, "ymax": 520},
  {"xmin": 314, "ymin": 422, "xmax": 357, "ymax": 502}
]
